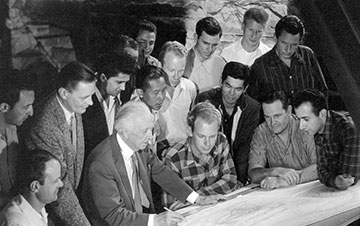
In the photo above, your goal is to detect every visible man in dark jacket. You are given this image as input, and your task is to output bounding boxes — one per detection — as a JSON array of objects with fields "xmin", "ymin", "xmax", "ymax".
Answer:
[{"xmin": 196, "ymin": 61, "xmax": 261, "ymax": 185}]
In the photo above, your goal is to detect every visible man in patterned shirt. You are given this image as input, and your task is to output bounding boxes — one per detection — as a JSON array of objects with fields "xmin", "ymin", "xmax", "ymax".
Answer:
[
  {"xmin": 294, "ymin": 88, "xmax": 360, "ymax": 190},
  {"xmin": 248, "ymin": 91, "xmax": 317, "ymax": 189},
  {"xmin": 248, "ymin": 15, "xmax": 328, "ymax": 104},
  {"xmin": 163, "ymin": 102, "xmax": 238, "ymax": 209}
]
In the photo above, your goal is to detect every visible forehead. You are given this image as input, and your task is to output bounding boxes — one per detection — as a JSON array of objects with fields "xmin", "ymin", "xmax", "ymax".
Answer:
[
  {"xmin": 277, "ymin": 30, "xmax": 301, "ymax": 43},
  {"xmin": 70, "ymin": 81, "xmax": 96, "ymax": 95},
  {"xmin": 295, "ymin": 102, "xmax": 316, "ymax": 116},
  {"xmin": 223, "ymin": 76, "xmax": 245, "ymax": 88},
  {"xmin": 108, "ymin": 73, "xmax": 130, "ymax": 82},
  {"xmin": 262, "ymin": 100, "xmax": 286, "ymax": 115},
  {"xmin": 193, "ymin": 118, "xmax": 219, "ymax": 133},
  {"xmin": 44, "ymin": 159, "xmax": 61, "ymax": 178},
  {"xmin": 163, "ymin": 52, "xmax": 186, "ymax": 68},
  {"xmin": 137, "ymin": 30, "xmax": 156, "ymax": 40},
  {"xmin": 199, "ymin": 31, "xmax": 221, "ymax": 44},
  {"xmin": 146, "ymin": 77, "xmax": 166, "ymax": 92},
  {"xmin": 244, "ymin": 19, "xmax": 265, "ymax": 29},
  {"xmin": 18, "ymin": 90, "xmax": 35, "ymax": 104}
]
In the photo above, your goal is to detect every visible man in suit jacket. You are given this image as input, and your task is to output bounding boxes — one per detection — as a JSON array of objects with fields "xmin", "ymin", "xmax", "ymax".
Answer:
[
  {"xmin": 196, "ymin": 62, "xmax": 261, "ymax": 185},
  {"xmin": 82, "ymin": 52, "xmax": 137, "ymax": 160},
  {"xmin": 26, "ymin": 61, "xmax": 97, "ymax": 225},
  {"xmin": 82, "ymin": 101, "xmax": 222, "ymax": 226}
]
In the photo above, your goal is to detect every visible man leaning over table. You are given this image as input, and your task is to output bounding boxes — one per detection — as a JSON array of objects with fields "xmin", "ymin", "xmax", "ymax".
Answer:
[
  {"xmin": 248, "ymin": 91, "xmax": 318, "ymax": 189},
  {"xmin": 82, "ymin": 101, "xmax": 223, "ymax": 226}
]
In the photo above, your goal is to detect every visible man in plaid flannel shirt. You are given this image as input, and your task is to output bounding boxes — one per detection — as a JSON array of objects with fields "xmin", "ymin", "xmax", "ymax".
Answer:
[
  {"xmin": 162, "ymin": 102, "xmax": 238, "ymax": 209},
  {"xmin": 294, "ymin": 89, "xmax": 360, "ymax": 190}
]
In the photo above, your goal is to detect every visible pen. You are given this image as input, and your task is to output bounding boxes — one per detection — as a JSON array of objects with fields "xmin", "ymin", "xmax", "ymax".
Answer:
[{"xmin": 164, "ymin": 207, "xmax": 187, "ymax": 221}]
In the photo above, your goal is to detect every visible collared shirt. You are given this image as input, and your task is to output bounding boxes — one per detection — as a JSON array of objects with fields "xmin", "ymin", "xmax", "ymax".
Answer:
[
  {"xmin": 314, "ymin": 111, "xmax": 360, "ymax": 188},
  {"xmin": 249, "ymin": 45, "xmax": 328, "ymax": 103},
  {"xmin": 56, "ymin": 95, "xmax": 74, "ymax": 126},
  {"xmin": 0, "ymin": 194, "xmax": 48, "ymax": 226},
  {"xmin": 158, "ymin": 78, "xmax": 197, "ymax": 146},
  {"xmin": 188, "ymin": 48, "xmax": 226, "ymax": 93},
  {"xmin": 220, "ymin": 38, "xmax": 270, "ymax": 66},
  {"xmin": 163, "ymin": 133, "xmax": 238, "ymax": 198},
  {"xmin": 0, "ymin": 126, "xmax": 19, "ymax": 209},
  {"xmin": 95, "ymin": 88, "xmax": 119, "ymax": 135},
  {"xmin": 249, "ymin": 115, "xmax": 317, "ymax": 171}
]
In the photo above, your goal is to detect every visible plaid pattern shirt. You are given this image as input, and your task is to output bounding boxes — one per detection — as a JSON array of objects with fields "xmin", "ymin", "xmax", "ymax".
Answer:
[
  {"xmin": 315, "ymin": 110, "xmax": 360, "ymax": 188},
  {"xmin": 249, "ymin": 45, "xmax": 328, "ymax": 103},
  {"xmin": 163, "ymin": 133, "xmax": 238, "ymax": 196}
]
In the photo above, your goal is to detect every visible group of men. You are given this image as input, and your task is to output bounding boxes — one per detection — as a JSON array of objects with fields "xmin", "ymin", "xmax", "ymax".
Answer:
[{"xmin": 0, "ymin": 6, "xmax": 360, "ymax": 226}]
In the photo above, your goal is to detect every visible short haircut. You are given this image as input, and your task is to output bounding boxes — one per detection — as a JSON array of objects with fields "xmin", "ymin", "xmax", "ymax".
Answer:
[
  {"xmin": 16, "ymin": 149, "xmax": 59, "ymax": 194},
  {"xmin": 195, "ymin": 17, "xmax": 222, "ymax": 38},
  {"xmin": 114, "ymin": 101, "xmax": 153, "ymax": 132},
  {"xmin": 135, "ymin": 19, "xmax": 157, "ymax": 37},
  {"xmin": 158, "ymin": 41, "xmax": 187, "ymax": 65},
  {"xmin": 221, "ymin": 61, "xmax": 250, "ymax": 86},
  {"xmin": 187, "ymin": 102, "xmax": 222, "ymax": 131},
  {"xmin": 135, "ymin": 65, "xmax": 170, "ymax": 91},
  {"xmin": 111, "ymin": 34, "xmax": 139, "ymax": 55},
  {"xmin": 275, "ymin": 15, "xmax": 305, "ymax": 39},
  {"xmin": 0, "ymin": 69, "xmax": 34, "ymax": 109},
  {"xmin": 95, "ymin": 52, "xmax": 137, "ymax": 79},
  {"xmin": 293, "ymin": 88, "xmax": 328, "ymax": 116},
  {"xmin": 56, "ymin": 61, "xmax": 97, "ymax": 92},
  {"xmin": 260, "ymin": 90, "xmax": 290, "ymax": 110},
  {"xmin": 243, "ymin": 7, "xmax": 269, "ymax": 26}
]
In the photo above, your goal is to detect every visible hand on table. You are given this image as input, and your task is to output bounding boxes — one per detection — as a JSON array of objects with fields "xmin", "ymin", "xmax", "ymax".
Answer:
[
  {"xmin": 195, "ymin": 194, "xmax": 226, "ymax": 205},
  {"xmin": 154, "ymin": 210, "xmax": 185, "ymax": 226},
  {"xmin": 260, "ymin": 176, "xmax": 290, "ymax": 189},
  {"xmin": 273, "ymin": 167, "xmax": 301, "ymax": 185},
  {"xmin": 335, "ymin": 174, "xmax": 355, "ymax": 190}
]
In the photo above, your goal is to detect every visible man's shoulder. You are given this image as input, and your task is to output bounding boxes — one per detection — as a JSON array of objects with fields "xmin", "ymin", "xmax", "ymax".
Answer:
[
  {"xmin": 163, "ymin": 141, "xmax": 188, "ymax": 161},
  {"xmin": 0, "ymin": 196, "xmax": 30, "ymax": 225},
  {"xmin": 252, "ymin": 47, "xmax": 276, "ymax": 67},
  {"xmin": 329, "ymin": 111, "xmax": 358, "ymax": 134},
  {"xmin": 197, "ymin": 87, "xmax": 222, "ymax": 104},
  {"xmin": 180, "ymin": 77, "xmax": 197, "ymax": 90}
]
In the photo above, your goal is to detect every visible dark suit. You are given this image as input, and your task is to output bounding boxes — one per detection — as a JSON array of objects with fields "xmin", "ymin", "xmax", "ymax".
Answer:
[
  {"xmin": 196, "ymin": 88, "xmax": 261, "ymax": 184},
  {"xmin": 82, "ymin": 94, "xmax": 110, "ymax": 161},
  {"xmin": 26, "ymin": 94, "xmax": 90, "ymax": 226},
  {"xmin": 82, "ymin": 134, "xmax": 194, "ymax": 226}
]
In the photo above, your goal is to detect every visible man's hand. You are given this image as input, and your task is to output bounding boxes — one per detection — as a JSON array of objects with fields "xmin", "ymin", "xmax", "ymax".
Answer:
[
  {"xmin": 273, "ymin": 167, "xmax": 301, "ymax": 185},
  {"xmin": 260, "ymin": 176, "xmax": 290, "ymax": 189},
  {"xmin": 169, "ymin": 200, "xmax": 189, "ymax": 211},
  {"xmin": 195, "ymin": 194, "xmax": 226, "ymax": 205},
  {"xmin": 154, "ymin": 211, "xmax": 185, "ymax": 226},
  {"xmin": 335, "ymin": 174, "xmax": 355, "ymax": 190}
]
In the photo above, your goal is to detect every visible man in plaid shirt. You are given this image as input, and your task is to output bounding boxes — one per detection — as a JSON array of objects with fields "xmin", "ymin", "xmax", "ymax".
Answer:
[
  {"xmin": 162, "ymin": 102, "xmax": 238, "ymax": 209},
  {"xmin": 294, "ymin": 89, "xmax": 360, "ymax": 190}
]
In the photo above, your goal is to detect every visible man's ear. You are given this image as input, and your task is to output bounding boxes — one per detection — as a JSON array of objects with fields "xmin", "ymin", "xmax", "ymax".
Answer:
[
  {"xmin": 319, "ymin": 109, "xmax": 327, "ymax": 120},
  {"xmin": 58, "ymin": 87, "xmax": 68, "ymax": 100},
  {"xmin": 0, "ymin": 103, "xmax": 10, "ymax": 113},
  {"xmin": 136, "ymin": 89, "xmax": 144, "ymax": 99},
  {"xmin": 99, "ymin": 73, "xmax": 107, "ymax": 82},
  {"xmin": 287, "ymin": 105, "xmax": 293, "ymax": 114},
  {"xmin": 193, "ymin": 32, "xmax": 198, "ymax": 43},
  {"xmin": 244, "ymin": 84, "xmax": 249, "ymax": 93},
  {"xmin": 30, "ymin": 181, "xmax": 40, "ymax": 193},
  {"xmin": 117, "ymin": 128, "xmax": 128, "ymax": 139}
]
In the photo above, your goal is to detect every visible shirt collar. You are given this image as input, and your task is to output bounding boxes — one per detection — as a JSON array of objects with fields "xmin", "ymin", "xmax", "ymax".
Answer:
[
  {"xmin": 56, "ymin": 94, "xmax": 74, "ymax": 124},
  {"xmin": 116, "ymin": 133, "xmax": 135, "ymax": 160},
  {"xmin": 95, "ymin": 87, "xmax": 117, "ymax": 109},
  {"xmin": 18, "ymin": 194, "xmax": 48, "ymax": 224},
  {"xmin": 269, "ymin": 45, "xmax": 306, "ymax": 66}
]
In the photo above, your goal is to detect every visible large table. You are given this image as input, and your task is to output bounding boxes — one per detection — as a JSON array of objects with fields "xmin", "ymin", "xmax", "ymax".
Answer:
[{"xmin": 177, "ymin": 181, "xmax": 360, "ymax": 226}]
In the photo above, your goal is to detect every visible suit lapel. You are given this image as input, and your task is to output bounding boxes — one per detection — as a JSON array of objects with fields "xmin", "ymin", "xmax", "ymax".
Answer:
[{"xmin": 135, "ymin": 150, "xmax": 153, "ymax": 204}]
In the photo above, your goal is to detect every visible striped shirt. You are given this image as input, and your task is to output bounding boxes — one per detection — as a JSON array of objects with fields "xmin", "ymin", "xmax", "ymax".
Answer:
[
  {"xmin": 315, "ymin": 111, "xmax": 360, "ymax": 188},
  {"xmin": 163, "ymin": 133, "xmax": 238, "ymax": 197},
  {"xmin": 249, "ymin": 45, "xmax": 328, "ymax": 103}
]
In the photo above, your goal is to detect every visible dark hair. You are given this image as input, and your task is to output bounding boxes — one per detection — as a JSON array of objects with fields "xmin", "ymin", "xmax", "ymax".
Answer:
[
  {"xmin": 221, "ymin": 62, "xmax": 250, "ymax": 86},
  {"xmin": 196, "ymin": 17, "xmax": 222, "ymax": 38},
  {"xmin": 56, "ymin": 61, "xmax": 97, "ymax": 91},
  {"xmin": 293, "ymin": 88, "xmax": 328, "ymax": 116},
  {"xmin": 111, "ymin": 34, "xmax": 139, "ymax": 55},
  {"xmin": 135, "ymin": 19, "xmax": 157, "ymax": 37},
  {"xmin": 260, "ymin": 90, "xmax": 290, "ymax": 110},
  {"xmin": 275, "ymin": 15, "xmax": 305, "ymax": 39},
  {"xmin": 187, "ymin": 102, "xmax": 221, "ymax": 131},
  {"xmin": 135, "ymin": 65, "xmax": 169, "ymax": 91},
  {"xmin": 95, "ymin": 52, "xmax": 138, "ymax": 79},
  {"xmin": 0, "ymin": 69, "xmax": 34, "ymax": 109},
  {"xmin": 243, "ymin": 7, "xmax": 269, "ymax": 26},
  {"xmin": 17, "ymin": 149, "xmax": 59, "ymax": 194}
]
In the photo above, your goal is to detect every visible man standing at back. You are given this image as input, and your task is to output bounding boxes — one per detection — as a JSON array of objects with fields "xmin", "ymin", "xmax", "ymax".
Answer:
[
  {"xmin": 0, "ymin": 70, "xmax": 34, "ymax": 209},
  {"xmin": 249, "ymin": 15, "xmax": 328, "ymax": 104},
  {"xmin": 221, "ymin": 7, "xmax": 270, "ymax": 66},
  {"xmin": 184, "ymin": 16, "xmax": 226, "ymax": 93},
  {"xmin": 26, "ymin": 61, "xmax": 97, "ymax": 225}
]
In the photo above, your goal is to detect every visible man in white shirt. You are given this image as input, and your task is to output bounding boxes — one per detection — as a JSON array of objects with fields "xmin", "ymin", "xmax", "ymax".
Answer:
[
  {"xmin": 221, "ymin": 7, "xmax": 270, "ymax": 66},
  {"xmin": 157, "ymin": 41, "xmax": 197, "ymax": 148},
  {"xmin": 0, "ymin": 149, "xmax": 63, "ymax": 226},
  {"xmin": 82, "ymin": 101, "xmax": 223, "ymax": 226},
  {"xmin": 82, "ymin": 52, "xmax": 137, "ymax": 160},
  {"xmin": 184, "ymin": 17, "xmax": 226, "ymax": 93}
]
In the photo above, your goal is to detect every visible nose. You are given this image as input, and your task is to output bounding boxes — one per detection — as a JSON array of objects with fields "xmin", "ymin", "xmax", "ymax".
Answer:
[
  {"xmin": 285, "ymin": 44, "xmax": 290, "ymax": 53},
  {"xmin": 58, "ymin": 179, "xmax": 64, "ymax": 188},
  {"xmin": 251, "ymin": 31, "xmax": 256, "ymax": 39},
  {"xmin": 119, "ymin": 82, "xmax": 126, "ymax": 91},
  {"xmin": 87, "ymin": 96, "xmax": 93, "ymax": 106},
  {"xmin": 144, "ymin": 41, "xmax": 149, "ymax": 49},
  {"xmin": 299, "ymin": 120, "xmax": 305, "ymax": 130},
  {"xmin": 28, "ymin": 106, "xmax": 34, "ymax": 117},
  {"xmin": 229, "ymin": 88, "xmax": 235, "ymax": 96}
]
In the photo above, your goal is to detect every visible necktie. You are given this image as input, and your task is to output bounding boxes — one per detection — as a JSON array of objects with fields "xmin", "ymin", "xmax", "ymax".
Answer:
[
  {"xmin": 69, "ymin": 115, "xmax": 77, "ymax": 152},
  {"xmin": 131, "ymin": 153, "xmax": 150, "ymax": 213}
]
